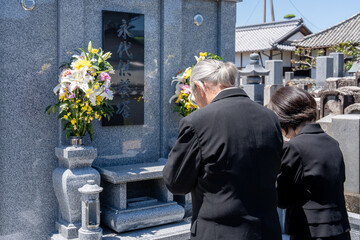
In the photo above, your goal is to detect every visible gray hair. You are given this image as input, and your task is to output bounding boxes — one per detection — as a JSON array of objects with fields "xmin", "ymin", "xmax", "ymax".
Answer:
[{"xmin": 190, "ymin": 59, "xmax": 238, "ymax": 92}]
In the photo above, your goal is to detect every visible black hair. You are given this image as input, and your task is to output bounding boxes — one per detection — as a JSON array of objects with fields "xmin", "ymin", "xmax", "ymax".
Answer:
[{"xmin": 267, "ymin": 86, "xmax": 317, "ymax": 133}]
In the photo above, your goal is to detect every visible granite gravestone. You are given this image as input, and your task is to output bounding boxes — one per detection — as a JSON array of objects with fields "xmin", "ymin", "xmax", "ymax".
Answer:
[
  {"xmin": 264, "ymin": 60, "xmax": 283, "ymax": 106},
  {"xmin": 0, "ymin": 0, "xmax": 239, "ymax": 239},
  {"xmin": 316, "ymin": 56, "xmax": 334, "ymax": 87}
]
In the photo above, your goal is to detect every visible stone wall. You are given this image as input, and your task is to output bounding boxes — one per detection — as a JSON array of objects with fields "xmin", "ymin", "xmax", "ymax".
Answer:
[
  {"xmin": 0, "ymin": 1, "xmax": 59, "ymax": 239},
  {"xmin": 0, "ymin": 1, "xmax": 237, "ymax": 239}
]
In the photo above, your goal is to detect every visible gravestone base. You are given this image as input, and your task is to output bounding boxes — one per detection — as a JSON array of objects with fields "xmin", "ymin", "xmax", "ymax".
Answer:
[
  {"xmin": 243, "ymin": 84, "xmax": 264, "ymax": 105},
  {"xmin": 102, "ymin": 202, "xmax": 185, "ymax": 233},
  {"xmin": 53, "ymin": 220, "xmax": 81, "ymax": 239},
  {"xmin": 174, "ymin": 194, "xmax": 192, "ymax": 218},
  {"xmin": 102, "ymin": 219, "xmax": 191, "ymax": 240},
  {"xmin": 345, "ymin": 192, "xmax": 360, "ymax": 214},
  {"xmin": 50, "ymin": 233, "xmax": 76, "ymax": 240},
  {"xmin": 78, "ymin": 228, "xmax": 102, "ymax": 240},
  {"xmin": 95, "ymin": 159, "xmax": 185, "ymax": 233},
  {"xmin": 349, "ymin": 212, "xmax": 360, "ymax": 239},
  {"xmin": 264, "ymin": 85, "xmax": 283, "ymax": 106}
]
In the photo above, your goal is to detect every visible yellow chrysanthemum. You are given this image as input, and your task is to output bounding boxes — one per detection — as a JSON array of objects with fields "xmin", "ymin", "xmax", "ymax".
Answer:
[
  {"xmin": 92, "ymin": 49, "xmax": 99, "ymax": 54},
  {"xmin": 200, "ymin": 52, "xmax": 207, "ymax": 57},
  {"xmin": 63, "ymin": 115, "xmax": 68, "ymax": 120},
  {"xmin": 71, "ymin": 118, "xmax": 76, "ymax": 125},
  {"xmin": 96, "ymin": 96, "xmax": 102, "ymax": 105},
  {"xmin": 74, "ymin": 60, "xmax": 91, "ymax": 71},
  {"xmin": 176, "ymin": 93, "xmax": 186, "ymax": 103},
  {"xmin": 184, "ymin": 68, "xmax": 192, "ymax": 80}
]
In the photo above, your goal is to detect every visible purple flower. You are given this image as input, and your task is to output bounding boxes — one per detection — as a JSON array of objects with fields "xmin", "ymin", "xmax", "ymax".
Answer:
[
  {"xmin": 181, "ymin": 84, "xmax": 191, "ymax": 94},
  {"xmin": 68, "ymin": 93, "xmax": 75, "ymax": 99},
  {"xmin": 100, "ymin": 72, "xmax": 111, "ymax": 82}
]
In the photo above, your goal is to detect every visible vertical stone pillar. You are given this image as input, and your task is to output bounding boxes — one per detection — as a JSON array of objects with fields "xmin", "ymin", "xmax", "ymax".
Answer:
[
  {"xmin": 330, "ymin": 52, "xmax": 344, "ymax": 77},
  {"xmin": 265, "ymin": 60, "xmax": 283, "ymax": 85},
  {"xmin": 332, "ymin": 115, "xmax": 360, "ymax": 194},
  {"xmin": 52, "ymin": 146, "xmax": 100, "ymax": 240},
  {"xmin": 264, "ymin": 60, "xmax": 283, "ymax": 106},
  {"xmin": 332, "ymin": 115, "xmax": 360, "ymax": 216},
  {"xmin": 285, "ymin": 71, "xmax": 294, "ymax": 82},
  {"xmin": 316, "ymin": 56, "xmax": 334, "ymax": 87}
]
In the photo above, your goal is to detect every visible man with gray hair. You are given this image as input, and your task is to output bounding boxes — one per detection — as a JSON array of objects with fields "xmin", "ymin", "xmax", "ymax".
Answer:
[{"xmin": 163, "ymin": 59, "xmax": 283, "ymax": 240}]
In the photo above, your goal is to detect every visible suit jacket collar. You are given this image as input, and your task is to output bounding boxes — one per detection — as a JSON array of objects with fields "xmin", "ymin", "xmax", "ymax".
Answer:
[
  {"xmin": 297, "ymin": 123, "xmax": 324, "ymax": 135},
  {"xmin": 211, "ymin": 87, "xmax": 249, "ymax": 103}
]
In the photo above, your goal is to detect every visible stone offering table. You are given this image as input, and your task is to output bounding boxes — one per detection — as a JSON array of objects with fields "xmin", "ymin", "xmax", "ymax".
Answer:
[{"xmin": 94, "ymin": 158, "xmax": 185, "ymax": 233}]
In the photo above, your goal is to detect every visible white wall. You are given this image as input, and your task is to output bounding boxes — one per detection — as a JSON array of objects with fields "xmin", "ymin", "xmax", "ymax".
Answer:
[
  {"xmin": 236, "ymin": 50, "xmax": 294, "ymax": 69},
  {"xmin": 287, "ymin": 31, "xmax": 305, "ymax": 41}
]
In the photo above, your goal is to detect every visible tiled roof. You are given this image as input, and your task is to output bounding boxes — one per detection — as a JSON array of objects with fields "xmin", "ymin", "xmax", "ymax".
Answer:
[
  {"xmin": 276, "ymin": 44, "xmax": 296, "ymax": 51},
  {"xmin": 293, "ymin": 12, "xmax": 360, "ymax": 48},
  {"xmin": 235, "ymin": 18, "xmax": 310, "ymax": 53}
]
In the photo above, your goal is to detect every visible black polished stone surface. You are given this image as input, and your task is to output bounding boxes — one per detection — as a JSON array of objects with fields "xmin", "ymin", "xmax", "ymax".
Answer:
[{"xmin": 102, "ymin": 10, "xmax": 144, "ymax": 126}]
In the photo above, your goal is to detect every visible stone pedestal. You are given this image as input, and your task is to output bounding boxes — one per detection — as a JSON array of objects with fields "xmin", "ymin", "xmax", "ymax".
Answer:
[
  {"xmin": 95, "ymin": 158, "xmax": 185, "ymax": 233},
  {"xmin": 332, "ymin": 115, "xmax": 360, "ymax": 194},
  {"xmin": 316, "ymin": 56, "xmax": 334, "ymax": 87},
  {"xmin": 243, "ymin": 84, "xmax": 265, "ymax": 105},
  {"xmin": 349, "ymin": 212, "xmax": 360, "ymax": 239},
  {"xmin": 330, "ymin": 52, "xmax": 344, "ymax": 77},
  {"xmin": 52, "ymin": 146, "xmax": 100, "ymax": 240}
]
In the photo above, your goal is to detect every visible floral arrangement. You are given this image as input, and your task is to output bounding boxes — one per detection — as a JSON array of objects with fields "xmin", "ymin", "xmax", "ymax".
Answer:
[
  {"xmin": 46, "ymin": 41, "xmax": 114, "ymax": 141},
  {"xmin": 169, "ymin": 52, "xmax": 223, "ymax": 117}
]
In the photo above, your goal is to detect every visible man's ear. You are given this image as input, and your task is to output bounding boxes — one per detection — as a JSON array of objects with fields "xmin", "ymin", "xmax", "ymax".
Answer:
[{"xmin": 194, "ymin": 81, "xmax": 206, "ymax": 97}]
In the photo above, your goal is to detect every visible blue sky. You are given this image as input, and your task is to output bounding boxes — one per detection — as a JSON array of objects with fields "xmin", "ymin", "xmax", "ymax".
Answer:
[{"xmin": 236, "ymin": 0, "xmax": 360, "ymax": 33}]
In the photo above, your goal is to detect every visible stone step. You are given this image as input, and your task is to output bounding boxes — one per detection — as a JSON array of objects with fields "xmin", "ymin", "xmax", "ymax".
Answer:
[
  {"xmin": 95, "ymin": 158, "xmax": 168, "ymax": 184},
  {"xmin": 101, "ymin": 203, "xmax": 185, "ymax": 233},
  {"xmin": 102, "ymin": 219, "xmax": 191, "ymax": 240},
  {"xmin": 127, "ymin": 196, "xmax": 158, "ymax": 208}
]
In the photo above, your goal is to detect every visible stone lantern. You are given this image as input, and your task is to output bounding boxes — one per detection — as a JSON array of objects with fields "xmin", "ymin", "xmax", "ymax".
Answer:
[
  {"xmin": 239, "ymin": 53, "xmax": 270, "ymax": 104},
  {"xmin": 78, "ymin": 180, "xmax": 103, "ymax": 240}
]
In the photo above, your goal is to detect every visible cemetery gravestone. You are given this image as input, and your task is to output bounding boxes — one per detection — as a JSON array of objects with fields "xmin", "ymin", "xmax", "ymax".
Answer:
[
  {"xmin": 330, "ymin": 52, "xmax": 344, "ymax": 78},
  {"xmin": 0, "ymin": 0, "xmax": 238, "ymax": 239},
  {"xmin": 316, "ymin": 56, "xmax": 334, "ymax": 87},
  {"xmin": 264, "ymin": 60, "xmax": 283, "ymax": 106}
]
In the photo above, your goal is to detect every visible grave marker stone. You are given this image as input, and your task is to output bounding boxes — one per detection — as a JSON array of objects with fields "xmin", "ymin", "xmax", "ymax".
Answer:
[
  {"xmin": 264, "ymin": 60, "xmax": 283, "ymax": 106},
  {"xmin": 330, "ymin": 52, "xmax": 344, "ymax": 78},
  {"xmin": 316, "ymin": 56, "xmax": 334, "ymax": 87}
]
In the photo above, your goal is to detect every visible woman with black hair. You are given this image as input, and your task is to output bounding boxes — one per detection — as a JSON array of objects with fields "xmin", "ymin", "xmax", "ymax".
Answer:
[{"xmin": 268, "ymin": 87, "xmax": 351, "ymax": 240}]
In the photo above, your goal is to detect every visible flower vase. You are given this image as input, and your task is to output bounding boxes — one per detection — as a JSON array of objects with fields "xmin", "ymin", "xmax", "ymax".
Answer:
[
  {"xmin": 52, "ymin": 141, "xmax": 101, "ymax": 239},
  {"xmin": 69, "ymin": 136, "xmax": 84, "ymax": 146}
]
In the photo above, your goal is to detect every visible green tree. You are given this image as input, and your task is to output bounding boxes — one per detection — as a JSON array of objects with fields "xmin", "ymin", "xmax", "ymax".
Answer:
[
  {"xmin": 284, "ymin": 14, "xmax": 296, "ymax": 19},
  {"xmin": 330, "ymin": 41, "xmax": 359, "ymax": 71},
  {"xmin": 291, "ymin": 47, "xmax": 325, "ymax": 71}
]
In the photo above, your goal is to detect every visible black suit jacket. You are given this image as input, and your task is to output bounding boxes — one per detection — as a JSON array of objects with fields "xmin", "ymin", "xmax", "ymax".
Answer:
[
  {"xmin": 163, "ymin": 88, "xmax": 283, "ymax": 240},
  {"xmin": 277, "ymin": 123, "xmax": 350, "ymax": 238}
]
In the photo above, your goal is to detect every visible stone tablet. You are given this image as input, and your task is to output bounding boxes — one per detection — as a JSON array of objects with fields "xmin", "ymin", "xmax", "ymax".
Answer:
[{"xmin": 102, "ymin": 10, "xmax": 145, "ymax": 126}]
